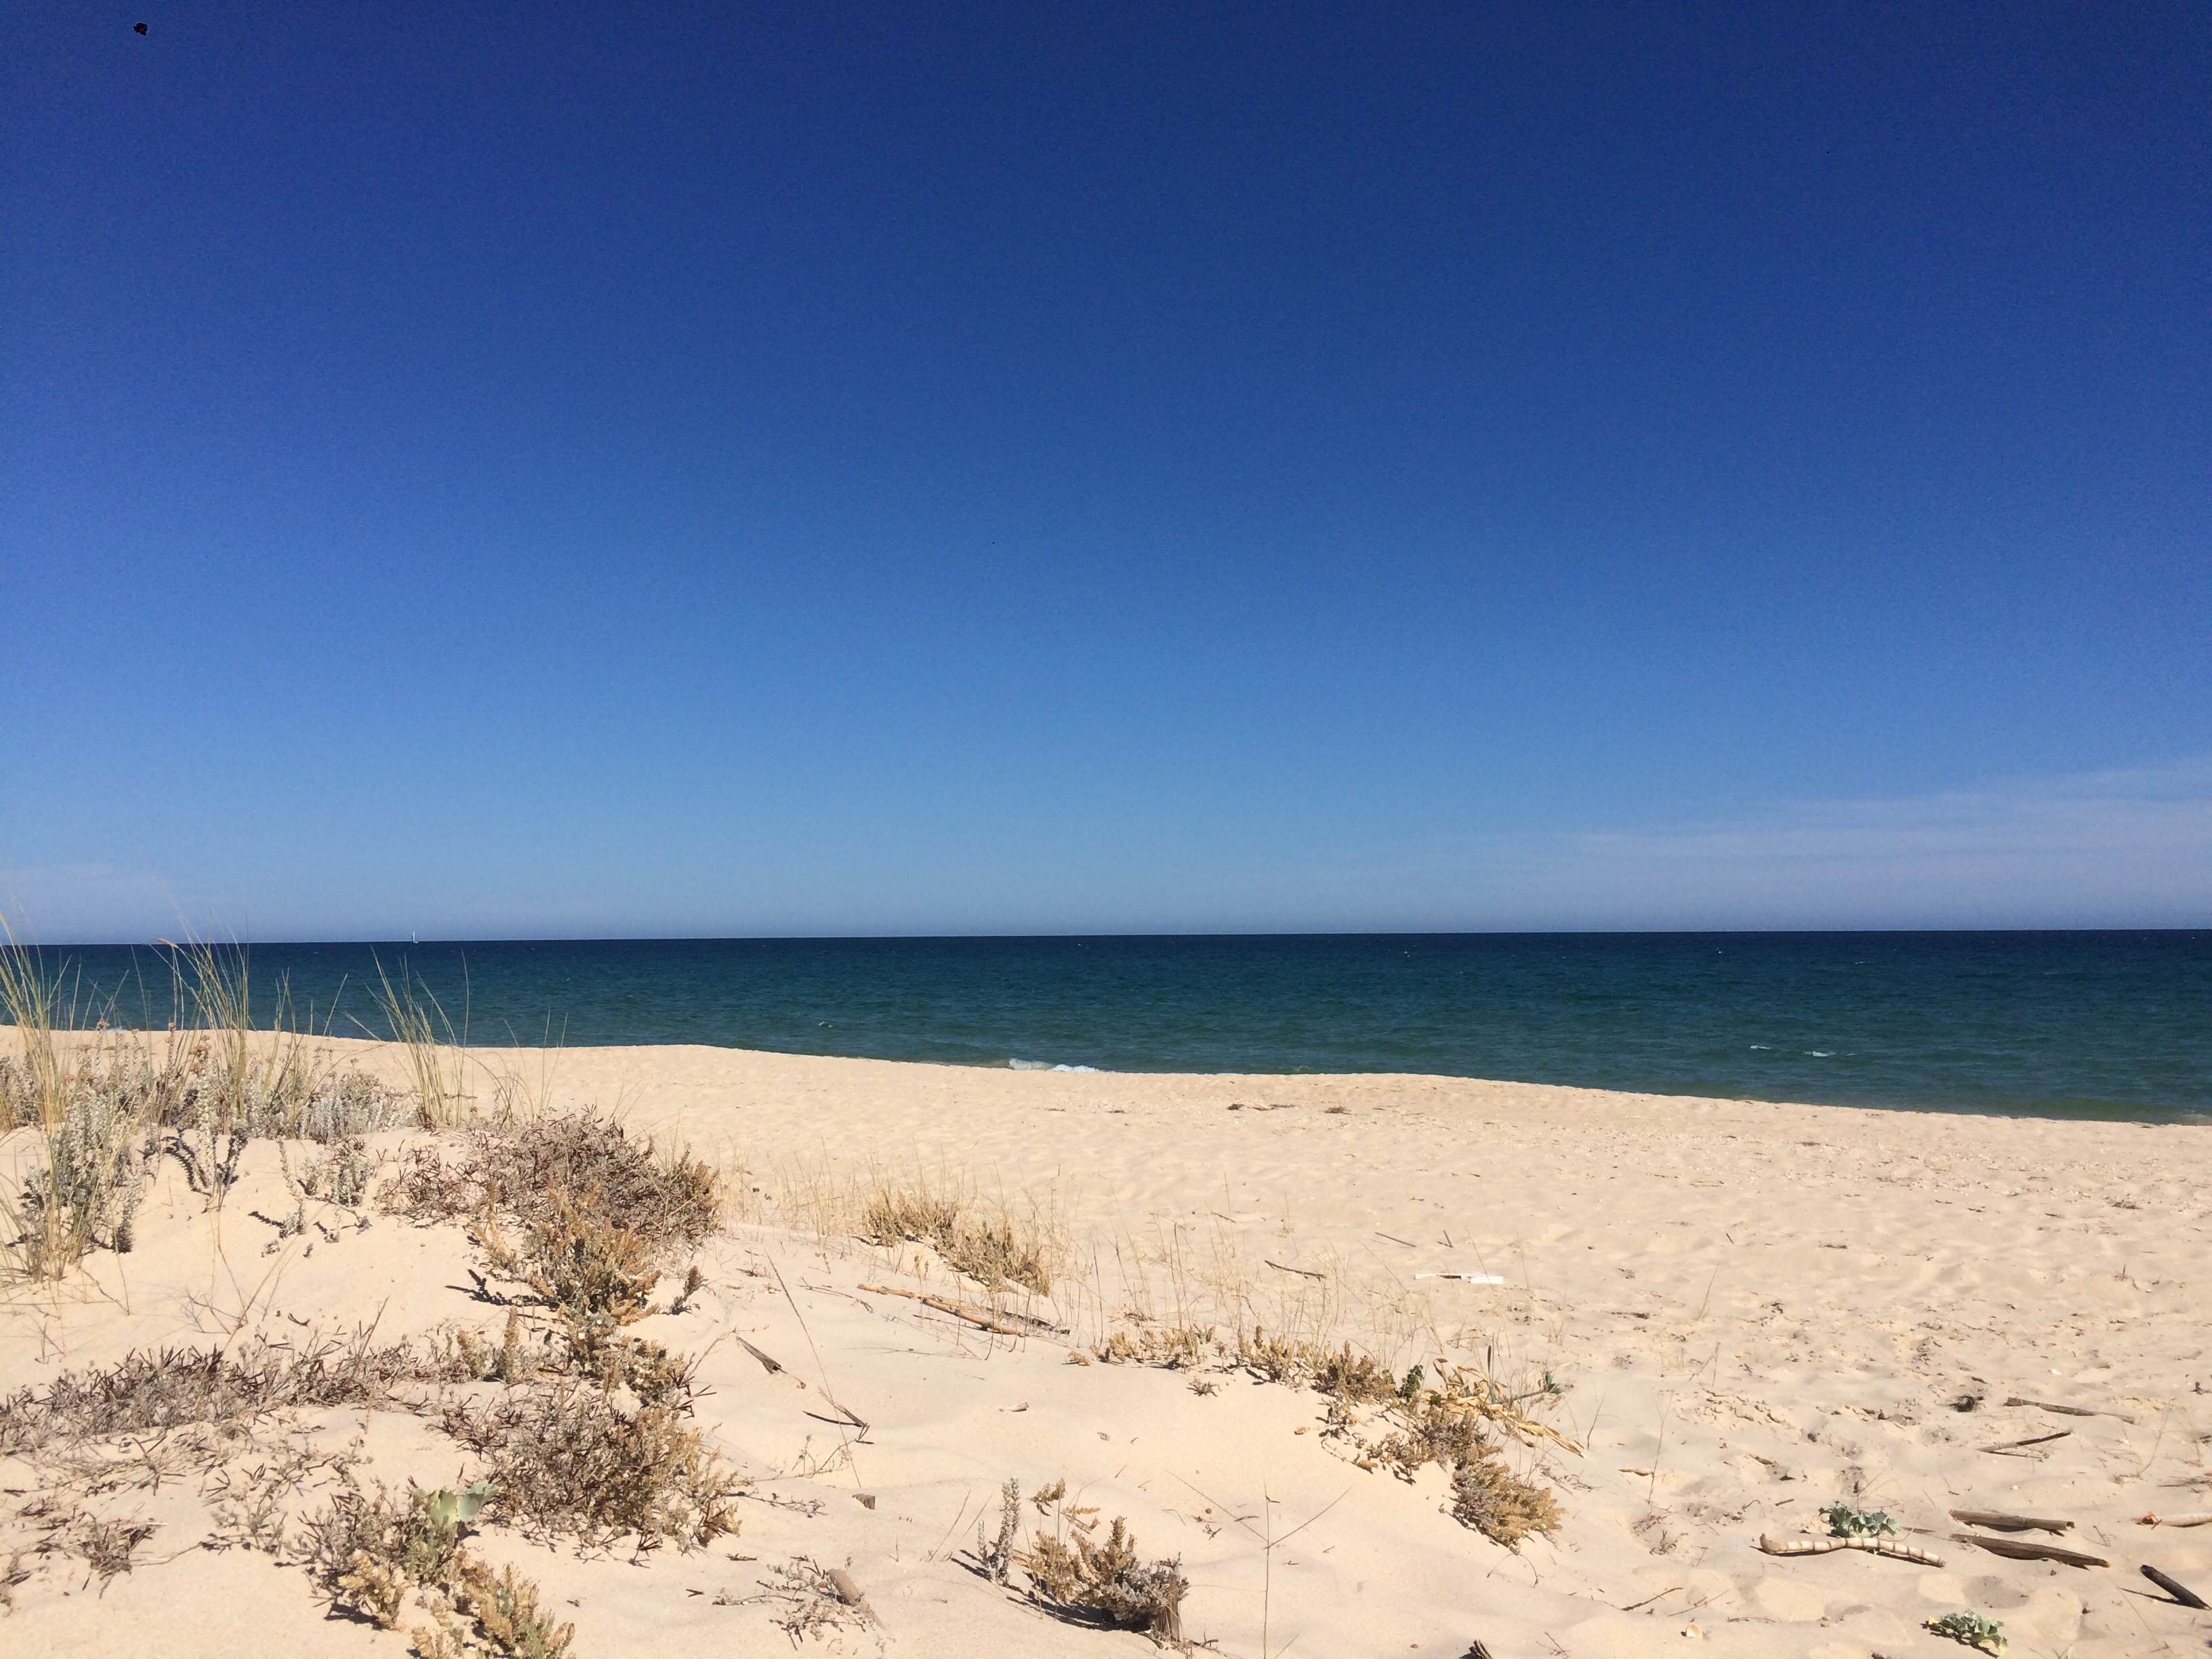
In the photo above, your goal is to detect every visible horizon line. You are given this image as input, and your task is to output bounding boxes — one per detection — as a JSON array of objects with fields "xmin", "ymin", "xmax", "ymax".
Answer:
[{"xmin": 20, "ymin": 923, "xmax": 2210, "ymax": 951}]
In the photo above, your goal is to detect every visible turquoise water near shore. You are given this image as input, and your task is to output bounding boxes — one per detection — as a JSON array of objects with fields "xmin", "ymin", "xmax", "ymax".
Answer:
[{"xmin": 43, "ymin": 932, "xmax": 2212, "ymax": 1122}]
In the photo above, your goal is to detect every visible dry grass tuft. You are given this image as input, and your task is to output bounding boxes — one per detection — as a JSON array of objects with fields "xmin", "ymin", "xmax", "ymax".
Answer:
[
  {"xmin": 367, "ymin": 956, "xmax": 473, "ymax": 1129},
  {"xmin": 37, "ymin": 1509, "xmax": 160, "ymax": 1587},
  {"xmin": 1090, "ymin": 1324, "xmax": 1216, "ymax": 1369},
  {"xmin": 1, "ymin": 929, "xmax": 403, "ymax": 1277},
  {"xmin": 0, "ymin": 1330, "xmax": 420, "ymax": 1456},
  {"xmin": 442, "ymin": 1382, "xmax": 739, "ymax": 1549},
  {"xmin": 863, "ymin": 1174, "xmax": 1053, "ymax": 1295}
]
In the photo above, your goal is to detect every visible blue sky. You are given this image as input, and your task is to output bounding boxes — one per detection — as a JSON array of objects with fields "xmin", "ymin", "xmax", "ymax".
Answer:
[{"xmin": 5, "ymin": 3, "xmax": 2208, "ymax": 941}]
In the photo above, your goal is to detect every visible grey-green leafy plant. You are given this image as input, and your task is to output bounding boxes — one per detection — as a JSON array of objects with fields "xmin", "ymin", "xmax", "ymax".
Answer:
[
  {"xmin": 424, "ymin": 1481, "xmax": 493, "ymax": 1533},
  {"xmin": 1926, "ymin": 1610, "xmax": 2005, "ymax": 1652},
  {"xmin": 1822, "ymin": 1501, "xmax": 1898, "ymax": 1539}
]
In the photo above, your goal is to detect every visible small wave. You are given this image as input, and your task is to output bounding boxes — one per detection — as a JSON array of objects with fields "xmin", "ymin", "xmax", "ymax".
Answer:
[
  {"xmin": 1748, "ymin": 1044, "xmax": 1772, "ymax": 1050},
  {"xmin": 1806, "ymin": 1050, "xmax": 1834, "ymax": 1058},
  {"xmin": 1009, "ymin": 1057, "xmax": 1099, "ymax": 1073}
]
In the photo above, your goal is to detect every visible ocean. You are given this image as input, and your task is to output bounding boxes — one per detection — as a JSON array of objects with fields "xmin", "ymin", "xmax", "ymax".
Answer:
[{"xmin": 36, "ymin": 931, "xmax": 2211, "ymax": 1122}]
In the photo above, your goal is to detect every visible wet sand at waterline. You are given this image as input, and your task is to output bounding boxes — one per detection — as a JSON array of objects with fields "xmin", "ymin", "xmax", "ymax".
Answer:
[{"xmin": 3, "ymin": 1032, "xmax": 2207, "ymax": 1656}]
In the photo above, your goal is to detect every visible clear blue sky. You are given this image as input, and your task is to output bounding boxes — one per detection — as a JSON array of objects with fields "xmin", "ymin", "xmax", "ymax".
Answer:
[{"xmin": 5, "ymin": 3, "xmax": 2208, "ymax": 940}]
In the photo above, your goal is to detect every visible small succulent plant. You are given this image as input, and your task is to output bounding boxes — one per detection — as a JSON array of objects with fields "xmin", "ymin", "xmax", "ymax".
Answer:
[
  {"xmin": 1822, "ymin": 1501, "xmax": 1897, "ymax": 1539},
  {"xmin": 1926, "ymin": 1610, "xmax": 2005, "ymax": 1652}
]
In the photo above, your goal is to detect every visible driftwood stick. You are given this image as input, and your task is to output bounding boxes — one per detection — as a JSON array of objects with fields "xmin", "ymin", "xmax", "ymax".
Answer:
[
  {"xmin": 1265, "ymin": 1259, "xmax": 1326, "ymax": 1280},
  {"xmin": 857, "ymin": 1283, "xmax": 1061, "ymax": 1338},
  {"xmin": 1950, "ymin": 1508, "xmax": 2074, "ymax": 1534},
  {"xmin": 1978, "ymin": 1429, "xmax": 2070, "ymax": 1455},
  {"xmin": 1758, "ymin": 1535, "xmax": 1946, "ymax": 1566},
  {"xmin": 2137, "ymin": 1511, "xmax": 2212, "ymax": 1528},
  {"xmin": 1953, "ymin": 1533, "xmax": 2108, "ymax": 1568},
  {"xmin": 2142, "ymin": 1563, "xmax": 2209, "ymax": 1609},
  {"xmin": 2004, "ymin": 1394, "xmax": 2137, "ymax": 1424}
]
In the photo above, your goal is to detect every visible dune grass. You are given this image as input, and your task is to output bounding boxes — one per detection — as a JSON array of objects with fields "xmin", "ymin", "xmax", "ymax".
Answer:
[{"xmin": 1, "ymin": 926, "xmax": 410, "ymax": 1279}]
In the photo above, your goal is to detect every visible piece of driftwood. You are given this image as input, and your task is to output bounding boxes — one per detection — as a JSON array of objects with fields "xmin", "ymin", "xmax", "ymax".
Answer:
[
  {"xmin": 1953, "ymin": 1532, "xmax": 2108, "ymax": 1568},
  {"xmin": 2137, "ymin": 1511, "xmax": 2212, "ymax": 1528},
  {"xmin": 2142, "ymin": 1563, "xmax": 2209, "ymax": 1609},
  {"xmin": 1265, "ymin": 1258, "xmax": 1326, "ymax": 1280},
  {"xmin": 2004, "ymin": 1394, "xmax": 2137, "ymax": 1423},
  {"xmin": 858, "ymin": 1282, "xmax": 1059, "ymax": 1338},
  {"xmin": 1759, "ymin": 1535, "xmax": 1946, "ymax": 1566},
  {"xmin": 1950, "ymin": 1508, "xmax": 2073, "ymax": 1534},
  {"xmin": 1459, "ymin": 1642, "xmax": 1495, "ymax": 1659},
  {"xmin": 1978, "ymin": 1429, "xmax": 2070, "ymax": 1456},
  {"xmin": 825, "ymin": 1566, "xmax": 880, "ymax": 1624}
]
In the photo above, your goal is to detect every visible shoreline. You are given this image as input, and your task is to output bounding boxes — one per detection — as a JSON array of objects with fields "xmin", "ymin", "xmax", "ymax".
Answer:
[{"xmin": 36, "ymin": 1020, "xmax": 2212, "ymax": 1124}]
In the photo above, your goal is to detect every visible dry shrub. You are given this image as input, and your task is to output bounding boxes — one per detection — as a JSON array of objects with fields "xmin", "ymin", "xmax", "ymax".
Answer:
[
  {"xmin": 1366, "ymin": 1395, "xmax": 1483, "ymax": 1475},
  {"xmin": 760, "ymin": 1557, "xmax": 876, "ymax": 1644},
  {"xmin": 510, "ymin": 1187, "xmax": 660, "ymax": 1328},
  {"xmin": 1311, "ymin": 1344, "xmax": 1402, "ymax": 1404},
  {"xmin": 1017, "ymin": 1513, "xmax": 1187, "ymax": 1644},
  {"xmin": 283, "ymin": 1134, "xmax": 382, "ymax": 1208},
  {"xmin": 1090, "ymin": 1324, "xmax": 1216, "ymax": 1369},
  {"xmin": 434, "ymin": 1311, "xmax": 535, "ymax": 1387},
  {"xmin": 1325, "ymin": 1370, "xmax": 1567, "ymax": 1549},
  {"xmin": 863, "ymin": 1176, "xmax": 1052, "ymax": 1295},
  {"xmin": 1450, "ymin": 1449, "xmax": 1563, "ymax": 1548},
  {"xmin": 0, "ymin": 1331, "xmax": 419, "ymax": 1456},
  {"xmin": 305, "ymin": 1481, "xmax": 472, "ymax": 1628},
  {"xmin": 304, "ymin": 1479, "xmax": 571, "ymax": 1657},
  {"xmin": 419, "ymin": 1556, "xmax": 575, "ymax": 1659},
  {"xmin": 443, "ymin": 1383, "xmax": 738, "ymax": 1549},
  {"xmin": 389, "ymin": 1111, "xmax": 719, "ymax": 1254},
  {"xmin": 1234, "ymin": 1326, "xmax": 1305, "ymax": 1383}
]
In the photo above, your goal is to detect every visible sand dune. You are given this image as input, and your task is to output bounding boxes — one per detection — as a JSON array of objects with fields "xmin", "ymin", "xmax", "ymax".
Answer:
[{"xmin": 3, "ymin": 1033, "xmax": 2207, "ymax": 1657}]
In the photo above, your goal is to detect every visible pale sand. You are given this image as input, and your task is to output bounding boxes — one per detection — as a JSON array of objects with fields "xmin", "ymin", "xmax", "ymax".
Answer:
[{"xmin": 5, "ymin": 1035, "xmax": 2208, "ymax": 1657}]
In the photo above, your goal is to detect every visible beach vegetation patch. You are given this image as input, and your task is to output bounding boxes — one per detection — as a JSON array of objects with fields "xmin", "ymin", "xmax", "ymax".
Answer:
[
  {"xmin": 1822, "ymin": 1500, "xmax": 1898, "ymax": 1539},
  {"xmin": 1925, "ymin": 1610, "xmax": 2006, "ymax": 1652},
  {"xmin": 862, "ymin": 1174, "xmax": 1053, "ymax": 1296},
  {"xmin": 441, "ymin": 1381, "xmax": 738, "ymax": 1549},
  {"xmin": 388, "ymin": 1110, "xmax": 719, "ymax": 1256},
  {"xmin": 0, "ymin": 1330, "xmax": 421, "ymax": 1456},
  {"xmin": 304, "ymin": 1477, "xmax": 572, "ymax": 1657},
  {"xmin": 1015, "ymin": 1490, "xmax": 1187, "ymax": 1645},
  {"xmin": 1448, "ymin": 1446, "xmax": 1565, "ymax": 1548},
  {"xmin": 2, "ymin": 930, "xmax": 404, "ymax": 1277}
]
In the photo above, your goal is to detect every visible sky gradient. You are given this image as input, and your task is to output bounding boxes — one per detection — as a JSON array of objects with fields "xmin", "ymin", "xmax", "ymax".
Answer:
[{"xmin": 5, "ymin": 3, "xmax": 2209, "ymax": 941}]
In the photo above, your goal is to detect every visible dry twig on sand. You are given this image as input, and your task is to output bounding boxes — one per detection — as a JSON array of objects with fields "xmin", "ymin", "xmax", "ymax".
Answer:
[
  {"xmin": 2142, "ymin": 1564, "xmax": 2208, "ymax": 1609},
  {"xmin": 2003, "ymin": 1395, "xmax": 2135, "ymax": 1423},
  {"xmin": 1758, "ymin": 1535, "xmax": 1946, "ymax": 1566},
  {"xmin": 858, "ymin": 1283, "xmax": 1063, "ymax": 1338},
  {"xmin": 1952, "ymin": 1533, "xmax": 2107, "ymax": 1568},
  {"xmin": 1976, "ymin": 1430, "xmax": 2068, "ymax": 1456},
  {"xmin": 1949, "ymin": 1509, "xmax": 2073, "ymax": 1534}
]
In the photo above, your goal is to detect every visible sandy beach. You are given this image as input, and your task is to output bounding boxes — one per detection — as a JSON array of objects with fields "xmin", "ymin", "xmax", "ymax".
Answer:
[{"xmin": 4, "ymin": 1033, "xmax": 2207, "ymax": 1658}]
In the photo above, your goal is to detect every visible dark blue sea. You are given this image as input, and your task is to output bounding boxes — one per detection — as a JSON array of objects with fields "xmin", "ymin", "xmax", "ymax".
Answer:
[{"xmin": 40, "ymin": 933, "xmax": 2212, "ymax": 1122}]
